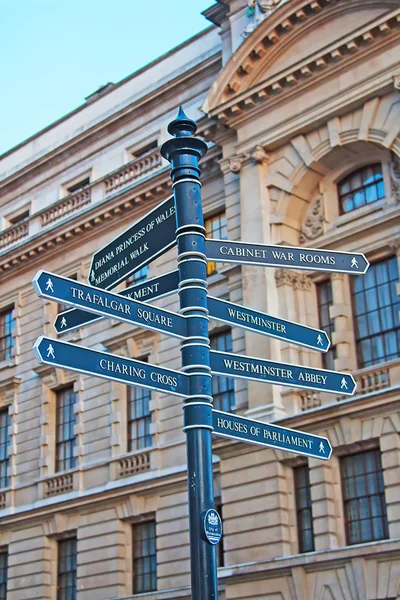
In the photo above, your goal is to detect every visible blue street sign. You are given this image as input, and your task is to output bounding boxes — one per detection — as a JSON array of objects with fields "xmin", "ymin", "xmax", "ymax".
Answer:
[
  {"xmin": 208, "ymin": 296, "xmax": 330, "ymax": 352},
  {"xmin": 205, "ymin": 239, "xmax": 369, "ymax": 275},
  {"xmin": 54, "ymin": 270, "xmax": 180, "ymax": 334},
  {"xmin": 210, "ymin": 350, "xmax": 356, "ymax": 396},
  {"xmin": 212, "ymin": 409, "xmax": 332, "ymax": 460},
  {"xmin": 33, "ymin": 270, "xmax": 186, "ymax": 339},
  {"xmin": 88, "ymin": 196, "xmax": 177, "ymax": 289},
  {"xmin": 33, "ymin": 336, "xmax": 189, "ymax": 397}
]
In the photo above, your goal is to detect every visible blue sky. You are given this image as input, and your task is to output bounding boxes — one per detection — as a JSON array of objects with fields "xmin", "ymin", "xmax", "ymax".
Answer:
[{"xmin": 0, "ymin": 0, "xmax": 215, "ymax": 156}]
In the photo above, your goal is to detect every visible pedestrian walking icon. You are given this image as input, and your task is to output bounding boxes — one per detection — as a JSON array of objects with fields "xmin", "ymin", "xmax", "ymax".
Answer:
[
  {"xmin": 46, "ymin": 344, "xmax": 55, "ymax": 359},
  {"xmin": 317, "ymin": 334, "xmax": 323, "ymax": 346},
  {"xmin": 341, "ymin": 377, "xmax": 348, "ymax": 390},
  {"xmin": 319, "ymin": 442, "xmax": 325, "ymax": 453},
  {"xmin": 60, "ymin": 317, "xmax": 67, "ymax": 328},
  {"xmin": 45, "ymin": 278, "xmax": 54, "ymax": 292},
  {"xmin": 351, "ymin": 257, "xmax": 359, "ymax": 269}
]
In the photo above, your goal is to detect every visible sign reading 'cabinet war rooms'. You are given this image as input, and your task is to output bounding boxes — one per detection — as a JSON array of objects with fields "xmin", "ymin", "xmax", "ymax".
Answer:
[{"xmin": 32, "ymin": 109, "xmax": 369, "ymax": 600}]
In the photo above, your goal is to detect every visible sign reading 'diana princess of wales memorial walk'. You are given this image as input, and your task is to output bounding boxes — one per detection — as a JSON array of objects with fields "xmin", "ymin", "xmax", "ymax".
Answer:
[
  {"xmin": 88, "ymin": 195, "xmax": 176, "ymax": 289},
  {"xmin": 212, "ymin": 409, "xmax": 332, "ymax": 460},
  {"xmin": 33, "ymin": 337, "xmax": 189, "ymax": 397},
  {"xmin": 54, "ymin": 270, "xmax": 179, "ymax": 334},
  {"xmin": 205, "ymin": 239, "xmax": 369, "ymax": 274},
  {"xmin": 33, "ymin": 270, "xmax": 186, "ymax": 339}
]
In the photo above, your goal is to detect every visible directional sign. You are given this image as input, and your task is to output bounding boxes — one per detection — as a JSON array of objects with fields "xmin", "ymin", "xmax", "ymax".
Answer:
[
  {"xmin": 33, "ymin": 336, "xmax": 189, "ymax": 397},
  {"xmin": 54, "ymin": 270, "xmax": 180, "ymax": 334},
  {"xmin": 208, "ymin": 296, "xmax": 329, "ymax": 352},
  {"xmin": 212, "ymin": 409, "xmax": 332, "ymax": 460},
  {"xmin": 33, "ymin": 270, "xmax": 186, "ymax": 339},
  {"xmin": 88, "ymin": 196, "xmax": 177, "ymax": 289},
  {"xmin": 210, "ymin": 350, "xmax": 356, "ymax": 396},
  {"xmin": 205, "ymin": 239, "xmax": 369, "ymax": 275}
]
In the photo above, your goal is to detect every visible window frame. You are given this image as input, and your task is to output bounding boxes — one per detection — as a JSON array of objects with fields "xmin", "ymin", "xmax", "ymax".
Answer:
[
  {"xmin": 205, "ymin": 211, "xmax": 227, "ymax": 276},
  {"xmin": 0, "ymin": 550, "xmax": 8, "ymax": 600},
  {"xmin": 338, "ymin": 163, "xmax": 385, "ymax": 215},
  {"xmin": 132, "ymin": 519, "xmax": 157, "ymax": 594},
  {"xmin": 0, "ymin": 409, "xmax": 10, "ymax": 490},
  {"xmin": 210, "ymin": 329, "xmax": 235, "ymax": 412},
  {"xmin": 0, "ymin": 306, "xmax": 14, "ymax": 363},
  {"xmin": 55, "ymin": 386, "xmax": 77, "ymax": 473},
  {"xmin": 293, "ymin": 464, "xmax": 315, "ymax": 554},
  {"xmin": 57, "ymin": 537, "xmax": 77, "ymax": 600},
  {"xmin": 340, "ymin": 448, "xmax": 389, "ymax": 546},
  {"xmin": 316, "ymin": 279, "xmax": 336, "ymax": 370},
  {"xmin": 127, "ymin": 357, "xmax": 152, "ymax": 452}
]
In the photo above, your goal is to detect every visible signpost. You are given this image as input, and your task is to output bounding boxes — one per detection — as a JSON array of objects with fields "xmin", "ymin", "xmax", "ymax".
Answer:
[
  {"xmin": 34, "ymin": 336, "xmax": 188, "ymax": 397},
  {"xmin": 212, "ymin": 409, "xmax": 332, "ymax": 459},
  {"xmin": 54, "ymin": 269, "xmax": 179, "ymax": 334},
  {"xmin": 88, "ymin": 195, "xmax": 176, "ymax": 289},
  {"xmin": 208, "ymin": 296, "xmax": 330, "ymax": 352},
  {"xmin": 33, "ymin": 270, "xmax": 186, "ymax": 339},
  {"xmin": 32, "ymin": 109, "xmax": 369, "ymax": 600},
  {"xmin": 205, "ymin": 238, "xmax": 369, "ymax": 275},
  {"xmin": 210, "ymin": 349, "xmax": 356, "ymax": 395}
]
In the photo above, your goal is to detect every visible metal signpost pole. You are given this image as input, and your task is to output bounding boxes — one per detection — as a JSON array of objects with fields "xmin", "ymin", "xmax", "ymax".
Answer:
[{"xmin": 161, "ymin": 109, "xmax": 218, "ymax": 599}]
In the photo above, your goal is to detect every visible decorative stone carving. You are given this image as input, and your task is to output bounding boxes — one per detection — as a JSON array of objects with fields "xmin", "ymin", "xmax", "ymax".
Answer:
[
  {"xmin": 275, "ymin": 268, "xmax": 297, "ymax": 287},
  {"xmin": 229, "ymin": 156, "xmax": 245, "ymax": 173},
  {"xmin": 251, "ymin": 145, "xmax": 269, "ymax": 164},
  {"xmin": 394, "ymin": 75, "xmax": 400, "ymax": 91},
  {"xmin": 293, "ymin": 273, "xmax": 312, "ymax": 292},
  {"xmin": 389, "ymin": 153, "xmax": 400, "ymax": 203},
  {"xmin": 299, "ymin": 194, "xmax": 325, "ymax": 244}
]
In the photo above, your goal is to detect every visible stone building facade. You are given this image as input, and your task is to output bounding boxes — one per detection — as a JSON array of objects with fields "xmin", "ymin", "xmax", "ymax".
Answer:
[{"xmin": 0, "ymin": 0, "xmax": 400, "ymax": 598}]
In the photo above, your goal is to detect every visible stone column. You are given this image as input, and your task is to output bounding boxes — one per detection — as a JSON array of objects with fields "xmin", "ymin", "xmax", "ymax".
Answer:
[
  {"xmin": 309, "ymin": 456, "xmax": 344, "ymax": 550},
  {"xmin": 330, "ymin": 273, "xmax": 357, "ymax": 372},
  {"xmin": 380, "ymin": 423, "xmax": 400, "ymax": 540},
  {"xmin": 234, "ymin": 146, "xmax": 285, "ymax": 420}
]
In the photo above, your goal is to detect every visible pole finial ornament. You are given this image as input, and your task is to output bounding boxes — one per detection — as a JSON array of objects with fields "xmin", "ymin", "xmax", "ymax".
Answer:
[{"xmin": 167, "ymin": 106, "xmax": 198, "ymax": 137}]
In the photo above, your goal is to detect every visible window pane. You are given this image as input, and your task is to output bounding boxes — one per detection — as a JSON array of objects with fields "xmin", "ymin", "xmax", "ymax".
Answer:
[
  {"xmin": 341, "ymin": 450, "xmax": 388, "ymax": 545},
  {"xmin": 56, "ymin": 387, "xmax": 77, "ymax": 472},
  {"xmin": 339, "ymin": 164, "xmax": 384, "ymax": 214},
  {"xmin": 294, "ymin": 465, "xmax": 315, "ymax": 553},
  {"xmin": 0, "ymin": 410, "xmax": 10, "ymax": 489},
  {"xmin": 316, "ymin": 280, "xmax": 336, "ymax": 370},
  {"xmin": 133, "ymin": 521, "xmax": 157, "ymax": 593},
  {"xmin": 205, "ymin": 212, "xmax": 227, "ymax": 276},
  {"xmin": 126, "ymin": 264, "xmax": 149, "ymax": 287},
  {"xmin": 127, "ymin": 357, "xmax": 152, "ymax": 452},
  {"xmin": 210, "ymin": 330, "xmax": 235, "ymax": 412},
  {"xmin": 57, "ymin": 538, "xmax": 77, "ymax": 600},
  {"xmin": 0, "ymin": 307, "xmax": 14, "ymax": 362},
  {"xmin": 351, "ymin": 257, "xmax": 400, "ymax": 368},
  {"xmin": 0, "ymin": 552, "xmax": 8, "ymax": 600}
]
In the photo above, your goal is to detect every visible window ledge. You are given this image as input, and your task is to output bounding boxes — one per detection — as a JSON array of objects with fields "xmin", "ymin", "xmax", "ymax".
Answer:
[
  {"xmin": 333, "ymin": 199, "xmax": 385, "ymax": 228},
  {"xmin": 0, "ymin": 358, "xmax": 15, "ymax": 372}
]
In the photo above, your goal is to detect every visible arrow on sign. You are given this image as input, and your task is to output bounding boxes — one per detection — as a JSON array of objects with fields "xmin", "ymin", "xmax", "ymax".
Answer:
[
  {"xmin": 210, "ymin": 350, "xmax": 356, "ymax": 396},
  {"xmin": 208, "ymin": 296, "xmax": 330, "ymax": 352},
  {"xmin": 33, "ymin": 337, "xmax": 189, "ymax": 397},
  {"xmin": 212, "ymin": 409, "xmax": 332, "ymax": 460},
  {"xmin": 88, "ymin": 196, "xmax": 177, "ymax": 289},
  {"xmin": 205, "ymin": 239, "xmax": 369, "ymax": 275},
  {"xmin": 54, "ymin": 270, "xmax": 180, "ymax": 334},
  {"xmin": 33, "ymin": 270, "xmax": 186, "ymax": 339}
]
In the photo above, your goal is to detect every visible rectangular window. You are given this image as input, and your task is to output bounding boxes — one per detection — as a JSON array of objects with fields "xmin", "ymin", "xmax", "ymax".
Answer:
[
  {"xmin": 0, "ymin": 308, "xmax": 14, "ymax": 362},
  {"xmin": 215, "ymin": 498, "xmax": 224, "ymax": 568},
  {"xmin": 210, "ymin": 330, "xmax": 235, "ymax": 412},
  {"xmin": 8, "ymin": 210, "xmax": 29, "ymax": 225},
  {"xmin": 128, "ymin": 357, "xmax": 152, "ymax": 452},
  {"xmin": 341, "ymin": 449, "xmax": 388, "ymax": 545},
  {"xmin": 131, "ymin": 140, "xmax": 158, "ymax": 159},
  {"xmin": 66, "ymin": 177, "xmax": 90, "ymax": 195},
  {"xmin": 351, "ymin": 257, "xmax": 400, "ymax": 368},
  {"xmin": 205, "ymin": 212, "xmax": 227, "ymax": 276},
  {"xmin": 0, "ymin": 410, "xmax": 10, "ymax": 489},
  {"xmin": 126, "ymin": 265, "xmax": 149, "ymax": 287},
  {"xmin": 132, "ymin": 520, "xmax": 157, "ymax": 594},
  {"xmin": 316, "ymin": 280, "xmax": 336, "ymax": 370},
  {"xmin": 57, "ymin": 538, "xmax": 77, "ymax": 600},
  {"xmin": 294, "ymin": 465, "xmax": 315, "ymax": 553},
  {"xmin": 0, "ymin": 551, "xmax": 7, "ymax": 600},
  {"xmin": 56, "ymin": 387, "xmax": 77, "ymax": 472}
]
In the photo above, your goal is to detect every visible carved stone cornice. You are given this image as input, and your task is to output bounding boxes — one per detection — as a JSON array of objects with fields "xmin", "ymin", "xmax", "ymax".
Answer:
[
  {"xmin": 275, "ymin": 268, "xmax": 298, "ymax": 287},
  {"xmin": 389, "ymin": 152, "xmax": 400, "ymax": 203},
  {"xmin": 388, "ymin": 238, "xmax": 400, "ymax": 253},
  {"xmin": 293, "ymin": 273, "xmax": 312, "ymax": 292},
  {"xmin": 0, "ymin": 376, "xmax": 20, "ymax": 407},
  {"xmin": 33, "ymin": 363, "xmax": 76, "ymax": 389},
  {"xmin": 225, "ymin": 144, "xmax": 269, "ymax": 173}
]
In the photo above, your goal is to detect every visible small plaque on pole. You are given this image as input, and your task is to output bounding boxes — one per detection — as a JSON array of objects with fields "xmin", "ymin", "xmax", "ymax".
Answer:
[{"xmin": 202, "ymin": 509, "xmax": 222, "ymax": 545}]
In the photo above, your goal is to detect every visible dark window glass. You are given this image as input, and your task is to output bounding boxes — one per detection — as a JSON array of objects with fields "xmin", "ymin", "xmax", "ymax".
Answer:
[
  {"xmin": 0, "ymin": 410, "xmax": 10, "ymax": 489},
  {"xmin": 66, "ymin": 178, "xmax": 90, "ymax": 195},
  {"xmin": 0, "ymin": 552, "xmax": 8, "ymax": 600},
  {"xmin": 210, "ymin": 330, "xmax": 235, "ymax": 412},
  {"xmin": 133, "ymin": 520, "xmax": 157, "ymax": 594},
  {"xmin": 8, "ymin": 210, "xmax": 29, "ymax": 225},
  {"xmin": 351, "ymin": 257, "xmax": 400, "ymax": 368},
  {"xmin": 126, "ymin": 265, "xmax": 149, "ymax": 287},
  {"xmin": 56, "ymin": 387, "xmax": 77, "ymax": 472},
  {"xmin": 341, "ymin": 449, "xmax": 388, "ymax": 545},
  {"xmin": 132, "ymin": 140, "xmax": 158, "ymax": 159},
  {"xmin": 0, "ymin": 308, "xmax": 14, "ymax": 362},
  {"xmin": 294, "ymin": 465, "xmax": 315, "ymax": 553},
  {"xmin": 215, "ymin": 498, "xmax": 224, "ymax": 568},
  {"xmin": 127, "ymin": 358, "xmax": 152, "ymax": 452},
  {"xmin": 339, "ymin": 164, "xmax": 385, "ymax": 214},
  {"xmin": 57, "ymin": 538, "xmax": 77, "ymax": 600},
  {"xmin": 316, "ymin": 280, "xmax": 336, "ymax": 370},
  {"xmin": 205, "ymin": 213, "xmax": 227, "ymax": 276}
]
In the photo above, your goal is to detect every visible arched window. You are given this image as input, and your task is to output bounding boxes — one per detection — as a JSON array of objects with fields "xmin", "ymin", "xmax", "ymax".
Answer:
[{"xmin": 338, "ymin": 164, "xmax": 385, "ymax": 214}]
